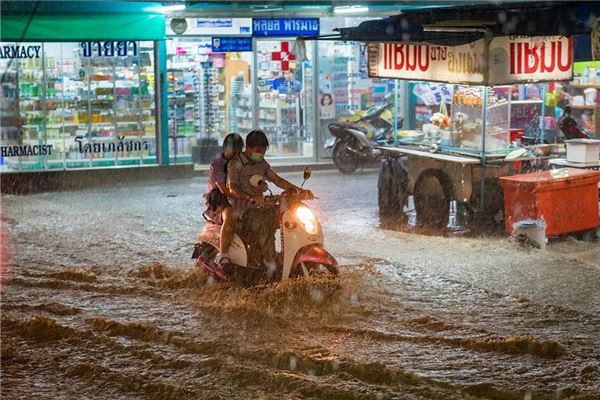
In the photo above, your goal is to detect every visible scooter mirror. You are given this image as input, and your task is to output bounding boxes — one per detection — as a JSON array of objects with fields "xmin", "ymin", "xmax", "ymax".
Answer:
[{"xmin": 303, "ymin": 166, "xmax": 312, "ymax": 181}]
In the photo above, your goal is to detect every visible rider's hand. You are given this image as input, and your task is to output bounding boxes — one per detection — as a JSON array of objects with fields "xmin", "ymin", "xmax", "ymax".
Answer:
[
  {"xmin": 258, "ymin": 181, "xmax": 269, "ymax": 193},
  {"xmin": 300, "ymin": 189, "xmax": 314, "ymax": 199},
  {"xmin": 250, "ymin": 195, "xmax": 264, "ymax": 206}
]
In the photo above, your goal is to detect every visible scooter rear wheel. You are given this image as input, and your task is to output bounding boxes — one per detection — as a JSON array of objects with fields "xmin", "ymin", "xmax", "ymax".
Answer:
[{"xmin": 333, "ymin": 141, "xmax": 359, "ymax": 174}]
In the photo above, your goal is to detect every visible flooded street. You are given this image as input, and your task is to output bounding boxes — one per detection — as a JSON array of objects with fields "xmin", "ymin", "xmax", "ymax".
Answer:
[{"xmin": 2, "ymin": 170, "xmax": 599, "ymax": 400}]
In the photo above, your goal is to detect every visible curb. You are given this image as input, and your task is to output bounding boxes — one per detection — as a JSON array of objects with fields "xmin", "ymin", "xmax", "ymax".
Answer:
[{"xmin": 0, "ymin": 162, "xmax": 337, "ymax": 195}]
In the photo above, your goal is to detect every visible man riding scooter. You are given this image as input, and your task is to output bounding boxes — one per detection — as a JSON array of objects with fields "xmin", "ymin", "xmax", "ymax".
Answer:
[{"xmin": 226, "ymin": 130, "xmax": 313, "ymax": 273}]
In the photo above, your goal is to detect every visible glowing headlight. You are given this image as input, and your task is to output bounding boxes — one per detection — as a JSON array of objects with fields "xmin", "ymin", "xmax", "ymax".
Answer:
[{"xmin": 295, "ymin": 206, "xmax": 318, "ymax": 234}]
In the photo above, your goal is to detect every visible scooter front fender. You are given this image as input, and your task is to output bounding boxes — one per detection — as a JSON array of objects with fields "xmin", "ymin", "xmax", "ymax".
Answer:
[{"xmin": 291, "ymin": 245, "xmax": 338, "ymax": 272}]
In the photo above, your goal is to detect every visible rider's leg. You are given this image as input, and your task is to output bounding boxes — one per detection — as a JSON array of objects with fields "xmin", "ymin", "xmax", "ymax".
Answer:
[{"xmin": 217, "ymin": 206, "xmax": 235, "ymax": 265}]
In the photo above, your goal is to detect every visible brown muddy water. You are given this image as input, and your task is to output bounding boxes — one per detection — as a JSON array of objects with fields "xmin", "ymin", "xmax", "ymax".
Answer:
[{"xmin": 2, "ymin": 171, "xmax": 600, "ymax": 400}]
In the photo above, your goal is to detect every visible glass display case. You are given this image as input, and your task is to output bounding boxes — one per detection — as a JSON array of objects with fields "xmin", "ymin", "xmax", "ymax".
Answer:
[{"xmin": 449, "ymin": 86, "xmax": 511, "ymax": 154}]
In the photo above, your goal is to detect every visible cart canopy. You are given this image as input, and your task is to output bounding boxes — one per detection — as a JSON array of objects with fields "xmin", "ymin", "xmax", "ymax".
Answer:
[{"xmin": 337, "ymin": 1, "xmax": 600, "ymax": 62}]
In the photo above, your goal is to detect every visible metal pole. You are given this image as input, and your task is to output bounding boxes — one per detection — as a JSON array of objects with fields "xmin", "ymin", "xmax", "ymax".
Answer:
[
  {"xmin": 480, "ymin": 86, "xmax": 488, "ymax": 209},
  {"xmin": 541, "ymin": 83, "xmax": 546, "ymax": 143},
  {"xmin": 394, "ymin": 80, "xmax": 398, "ymax": 147}
]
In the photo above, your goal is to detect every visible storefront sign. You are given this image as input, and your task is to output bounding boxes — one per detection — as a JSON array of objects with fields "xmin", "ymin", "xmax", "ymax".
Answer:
[
  {"xmin": 368, "ymin": 36, "xmax": 573, "ymax": 85},
  {"xmin": 74, "ymin": 136, "xmax": 150, "ymax": 154},
  {"xmin": 0, "ymin": 44, "xmax": 41, "ymax": 59},
  {"xmin": 198, "ymin": 18, "xmax": 233, "ymax": 28},
  {"xmin": 211, "ymin": 37, "xmax": 252, "ymax": 53},
  {"xmin": 1, "ymin": 144, "xmax": 53, "ymax": 157},
  {"xmin": 489, "ymin": 36, "xmax": 573, "ymax": 84},
  {"xmin": 252, "ymin": 18, "xmax": 319, "ymax": 37},
  {"xmin": 368, "ymin": 40, "xmax": 487, "ymax": 84},
  {"xmin": 80, "ymin": 41, "xmax": 138, "ymax": 58},
  {"xmin": 167, "ymin": 18, "xmax": 252, "ymax": 35}
]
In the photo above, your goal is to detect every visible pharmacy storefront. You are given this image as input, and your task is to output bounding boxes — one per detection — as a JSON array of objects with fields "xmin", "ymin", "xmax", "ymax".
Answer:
[
  {"xmin": 166, "ymin": 17, "xmax": 397, "ymax": 164},
  {"xmin": 0, "ymin": 3, "xmax": 165, "ymax": 172}
]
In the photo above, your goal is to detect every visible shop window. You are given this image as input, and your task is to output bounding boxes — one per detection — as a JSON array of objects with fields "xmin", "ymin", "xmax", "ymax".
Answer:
[
  {"xmin": 317, "ymin": 40, "xmax": 395, "ymax": 158},
  {"xmin": 167, "ymin": 37, "xmax": 253, "ymax": 164},
  {"xmin": 256, "ymin": 39, "xmax": 315, "ymax": 160},
  {"xmin": 0, "ymin": 41, "xmax": 157, "ymax": 172}
]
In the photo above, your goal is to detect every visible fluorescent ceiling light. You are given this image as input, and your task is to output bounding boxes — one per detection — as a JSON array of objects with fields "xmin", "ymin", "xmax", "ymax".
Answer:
[
  {"xmin": 333, "ymin": 5, "xmax": 369, "ymax": 14},
  {"xmin": 251, "ymin": 6, "xmax": 284, "ymax": 13},
  {"xmin": 161, "ymin": 4, "xmax": 186, "ymax": 13}
]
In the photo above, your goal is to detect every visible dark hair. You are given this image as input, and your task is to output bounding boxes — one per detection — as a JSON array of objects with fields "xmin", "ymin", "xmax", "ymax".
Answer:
[
  {"xmin": 320, "ymin": 93, "xmax": 333, "ymax": 106},
  {"xmin": 223, "ymin": 132, "xmax": 244, "ymax": 153},
  {"xmin": 245, "ymin": 130, "xmax": 269, "ymax": 149}
]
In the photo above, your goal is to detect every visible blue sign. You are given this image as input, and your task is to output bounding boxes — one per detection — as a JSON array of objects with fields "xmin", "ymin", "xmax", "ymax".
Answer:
[
  {"xmin": 211, "ymin": 37, "xmax": 252, "ymax": 53},
  {"xmin": 252, "ymin": 18, "xmax": 319, "ymax": 37},
  {"xmin": 197, "ymin": 18, "xmax": 232, "ymax": 28}
]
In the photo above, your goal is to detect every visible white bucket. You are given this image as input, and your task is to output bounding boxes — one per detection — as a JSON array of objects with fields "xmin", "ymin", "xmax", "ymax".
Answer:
[{"xmin": 513, "ymin": 220, "xmax": 546, "ymax": 250}]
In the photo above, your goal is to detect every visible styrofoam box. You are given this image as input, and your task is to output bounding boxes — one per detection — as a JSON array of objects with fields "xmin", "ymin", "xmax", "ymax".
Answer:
[{"xmin": 565, "ymin": 139, "xmax": 600, "ymax": 163}]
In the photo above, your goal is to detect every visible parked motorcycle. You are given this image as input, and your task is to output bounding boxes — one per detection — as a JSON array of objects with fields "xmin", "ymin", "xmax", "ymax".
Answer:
[
  {"xmin": 193, "ymin": 167, "xmax": 338, "ymax": 284},
  {"xmin": 325, "ymin": 103, "xmax": 402, "ymax": 174}
]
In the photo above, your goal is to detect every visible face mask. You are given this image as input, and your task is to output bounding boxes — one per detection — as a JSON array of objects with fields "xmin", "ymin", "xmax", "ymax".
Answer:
[{"xmin": 250, "ymin": 153, "xmax": 264, "ymax": 163}]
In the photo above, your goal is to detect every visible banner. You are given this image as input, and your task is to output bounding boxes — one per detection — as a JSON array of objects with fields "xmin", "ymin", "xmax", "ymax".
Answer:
[{"xmin": 368, "ymin": 36, "xmax": 573, "ymax": 85}]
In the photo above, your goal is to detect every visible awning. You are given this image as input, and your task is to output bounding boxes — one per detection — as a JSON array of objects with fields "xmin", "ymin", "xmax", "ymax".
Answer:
[
  {"xmin": 336, "ymin": 1, "xmax": 600, "ymax": 61},
  {"xmin": 0, "ymin": 1, "xmax": 165, "ymax": 42}
]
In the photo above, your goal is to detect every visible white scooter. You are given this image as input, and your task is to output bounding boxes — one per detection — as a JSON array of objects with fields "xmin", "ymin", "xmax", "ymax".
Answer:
[{"xmin": 193, "ymin": 167, "xmax": 338, "ymax": 284}]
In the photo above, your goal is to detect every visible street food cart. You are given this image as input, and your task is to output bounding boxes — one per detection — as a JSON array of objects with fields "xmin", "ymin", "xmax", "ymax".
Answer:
[{"xmin": 331, "ymin": 1, "xmax": 600, "ymax": 230}]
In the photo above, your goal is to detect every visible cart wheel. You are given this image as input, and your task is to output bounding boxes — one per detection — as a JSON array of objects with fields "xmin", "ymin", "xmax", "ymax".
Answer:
[
  {"xmin": 378, "ymin": 157, "xmax": 408, "ymax": 226},
  {"xmin": 414, "ymin": 169, "xmax": 452, "ymax": 229}
]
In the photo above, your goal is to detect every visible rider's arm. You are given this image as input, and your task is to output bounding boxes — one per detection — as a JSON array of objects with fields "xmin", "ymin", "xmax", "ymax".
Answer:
[{"xmin": 266, "ymin": 168, "xmax": 299, "ymax": 191}]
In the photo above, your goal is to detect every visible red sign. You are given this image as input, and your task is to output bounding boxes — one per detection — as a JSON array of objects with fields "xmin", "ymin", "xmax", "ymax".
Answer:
[{"xmin": 271, "ymin": 41, "xmax": 296, "ymax": 70}]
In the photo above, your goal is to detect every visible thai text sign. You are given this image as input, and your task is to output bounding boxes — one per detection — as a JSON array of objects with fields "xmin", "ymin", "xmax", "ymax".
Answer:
[
  {"xmin": 488, "ymin": 36, "xmax": 573, "ymax": 84},
  {"xmin": 368, "ymin": 36, "xmax": 573, "ymax": 85},
  {"xmin": 211, "ymin": 37, "xmax": 252, "ymax": 52},
  {"xmin": 368, "ymin": 40, "xmax": 486, "ymax": 84},
  {"xmin": 252, "ymin": 18, "xmax": 319, "ymax": 37},
  {"xmin": 80, "ymin": 41, "xmax": 138, "ymax": 58}
]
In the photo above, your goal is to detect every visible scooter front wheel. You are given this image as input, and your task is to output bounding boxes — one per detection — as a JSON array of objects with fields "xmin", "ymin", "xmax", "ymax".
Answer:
[{"xmin": 296, "ymin": 261, "xmax": 338, "ymax": 278}]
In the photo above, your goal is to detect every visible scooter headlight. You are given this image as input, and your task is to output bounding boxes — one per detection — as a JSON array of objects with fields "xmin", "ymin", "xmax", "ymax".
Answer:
[{"xmin": 295, "ymin": 206, "xmax": 318, "ymax": 235}]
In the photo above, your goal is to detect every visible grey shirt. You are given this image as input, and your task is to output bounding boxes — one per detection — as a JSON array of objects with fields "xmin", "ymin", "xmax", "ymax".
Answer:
[{"xmin": 227, "ymin": 152, "xmax": 277, "ymax": 216}]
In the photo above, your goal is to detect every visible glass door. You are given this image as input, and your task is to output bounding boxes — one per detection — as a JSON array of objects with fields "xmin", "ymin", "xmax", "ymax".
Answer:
[{"xmin": 255, "ymin": 39, "xmax": 314, "ymax": 160}]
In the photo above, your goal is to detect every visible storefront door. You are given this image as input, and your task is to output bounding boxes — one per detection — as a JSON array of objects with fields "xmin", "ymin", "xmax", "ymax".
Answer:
[{"xmin": 255, "ymin": 39, "xmax": 315, "ymax": 160}]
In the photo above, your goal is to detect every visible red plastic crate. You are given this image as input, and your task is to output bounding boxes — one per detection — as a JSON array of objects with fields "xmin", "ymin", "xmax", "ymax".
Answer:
[{"xmin": 499, "ymin": 168, "xmax": 600, "ymax": 237}]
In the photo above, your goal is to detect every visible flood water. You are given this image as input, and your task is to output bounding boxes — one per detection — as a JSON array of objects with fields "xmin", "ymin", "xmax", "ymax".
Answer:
[{"xmin": 2, "ymin": 170, "xmax": 599, "ymax": 399}]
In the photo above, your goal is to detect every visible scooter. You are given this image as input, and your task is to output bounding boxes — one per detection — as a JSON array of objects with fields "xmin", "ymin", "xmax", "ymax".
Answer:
[
  {"xmin": 193, "ymin": 167, "xmax": 338, "ymax": 284},
  {"xmin": 325, "ymin": 102, "xmax": 402, "ymax": 174}
]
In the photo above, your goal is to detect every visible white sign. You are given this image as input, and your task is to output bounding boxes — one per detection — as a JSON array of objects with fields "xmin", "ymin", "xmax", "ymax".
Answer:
[
  {"xmin": 488, "ymin": 36, "xmax": 573, "ymax": 84},
  {"xmin": 368, "ymin": 40, "xmax": 487, "ymax": 84},
  {"xmin": 368, "ymin": 36, "xmax": 573, "ymax": 85},
  {"xmin": 166, "ymin": 18, "xmax": 252, "ymax": 36}
]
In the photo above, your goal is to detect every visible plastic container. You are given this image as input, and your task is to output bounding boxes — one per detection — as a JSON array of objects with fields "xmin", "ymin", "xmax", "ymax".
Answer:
[
  {"xmin": 510, "ymin": 129, "xmax": 525, "ymax": 143},
  {"xmin": 584, "ymin": 88, "xmax": 598, "ymax": 105},
  {"xmin": 500, "ymin": 168, "xmax": 600, "ymax": 236},
  {"xmin": 513, "ymin": 220, "xmax": 546, "ymax": 250},
  {"xmin": 565, "ymin": 139, "xmax": 600, "ymax": 164}
]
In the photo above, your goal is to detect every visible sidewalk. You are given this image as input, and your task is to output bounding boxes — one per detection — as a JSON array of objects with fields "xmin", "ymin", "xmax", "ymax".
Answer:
[{"xmin": 0, "ymin": 161, "xmax": 337, "ymax": 194}]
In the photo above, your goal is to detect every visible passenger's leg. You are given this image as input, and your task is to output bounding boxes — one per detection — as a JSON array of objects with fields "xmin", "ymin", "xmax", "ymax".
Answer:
[{"xmin": 218, "ymin": 206, "xmax": 235, "ymax": 263}]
